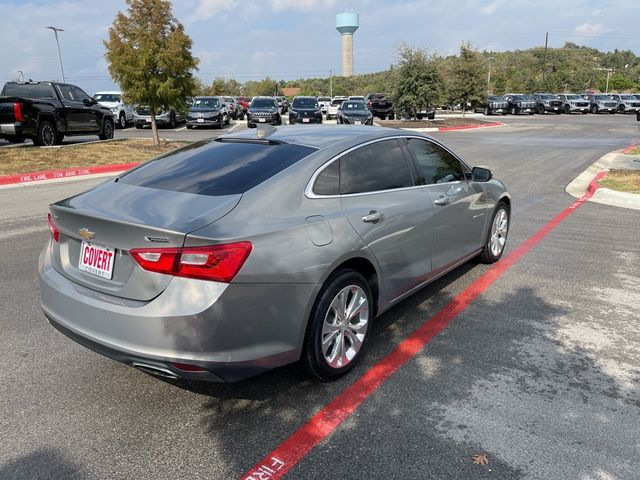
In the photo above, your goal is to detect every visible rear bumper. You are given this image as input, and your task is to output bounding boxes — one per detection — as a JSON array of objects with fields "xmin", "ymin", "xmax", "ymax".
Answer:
[
  {"xmin": 0, "ymin": 122, "xmax": 21, "ymax": 136},
  {"xmin": 39, "ymin": 243, "xmax": 316, "ymax": 382}
]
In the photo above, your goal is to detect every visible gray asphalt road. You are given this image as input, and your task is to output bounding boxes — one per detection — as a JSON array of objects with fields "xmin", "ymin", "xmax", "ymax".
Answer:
[{"xmin": 0, "ymin": 115, "xmax": 639, "ymax": 480}]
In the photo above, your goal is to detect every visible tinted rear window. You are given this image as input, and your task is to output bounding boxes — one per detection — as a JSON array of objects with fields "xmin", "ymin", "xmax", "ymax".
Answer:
[
  {"xmin": 2, "ymin": 83, "xmax": 56, "ymax": 98},
  {"xmin": 119, "ymin": 140, "xmax": 316, "ymax": 196}
]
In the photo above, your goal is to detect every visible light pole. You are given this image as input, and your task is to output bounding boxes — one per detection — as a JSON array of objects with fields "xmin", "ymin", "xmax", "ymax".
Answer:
[
  {"xmin": 605, "ymin": 68, "xmax": 613, "ymax": 94},
  {"xmin": 487, "ymin": 56, "xmax": 493, "ymax": 94},
  {"xmin": 46, "ymin": 26, "xmax": 65, "ymax": 82},
  {"xmin": 329, "ymin": 69, "xmax": 333, "ymax": 98}
]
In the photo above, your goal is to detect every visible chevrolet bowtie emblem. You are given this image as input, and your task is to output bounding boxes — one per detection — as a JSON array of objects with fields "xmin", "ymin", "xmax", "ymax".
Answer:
[{"xmin": 79, "ymin": 228, "xmax": 95, "ymax": 241}]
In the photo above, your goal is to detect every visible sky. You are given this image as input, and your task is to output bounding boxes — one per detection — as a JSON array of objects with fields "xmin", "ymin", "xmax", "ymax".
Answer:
[{"xmin": 1, "ymin": 0, "xmax": 639, "ymax": 94}]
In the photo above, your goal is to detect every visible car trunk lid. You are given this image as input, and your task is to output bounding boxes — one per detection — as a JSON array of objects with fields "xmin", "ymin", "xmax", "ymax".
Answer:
[{"xmin": 49, "ymin": 181, "xmax": 241, "ymax": 301}]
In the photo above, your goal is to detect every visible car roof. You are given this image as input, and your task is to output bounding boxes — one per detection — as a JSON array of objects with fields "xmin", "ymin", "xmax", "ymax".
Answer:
[{"xmin": 219, "ymin": 125, "xmax": 421, "ymax": 149}]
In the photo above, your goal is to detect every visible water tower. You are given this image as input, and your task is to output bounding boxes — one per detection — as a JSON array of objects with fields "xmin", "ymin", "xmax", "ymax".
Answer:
[{"xmin": 336, "ymin": 12, "xmax": 359, "ymax": 77}]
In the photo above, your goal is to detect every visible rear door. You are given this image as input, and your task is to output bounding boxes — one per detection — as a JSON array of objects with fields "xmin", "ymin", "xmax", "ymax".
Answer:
[
  {"xmin": 404, "ymin": 137, "xmax": 489, "ymax": 272},
  {"xmin": 339, "ymin": 138, "xmax": 434, "ymax": 302}
]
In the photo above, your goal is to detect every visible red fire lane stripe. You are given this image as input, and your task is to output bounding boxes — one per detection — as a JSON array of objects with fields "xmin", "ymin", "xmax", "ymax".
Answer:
[{"xmin": 241, "ymin": 172, "xmax": 605, "ymax": 480}]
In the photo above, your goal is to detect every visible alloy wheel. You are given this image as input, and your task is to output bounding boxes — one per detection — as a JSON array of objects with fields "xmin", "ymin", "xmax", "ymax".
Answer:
[{"xmin": 490, "ymin": 208, "xmax": 508, "ymax": 258}]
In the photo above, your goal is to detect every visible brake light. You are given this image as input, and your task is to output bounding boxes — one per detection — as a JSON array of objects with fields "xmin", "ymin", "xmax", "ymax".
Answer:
[
  {"xmin": 129, "ymin": 242, "xmax": 252, "ymax": 282},
  {"xmin": 47, "ymin": 213, "xmax": 59, "ymax": 242},
  {"xmin": 14, "ymin": 102, "xmax": 24, "ymax": 122},
  {"xmin": 367, "ymin": 101, "xmax": 372, "ymax": 107}
]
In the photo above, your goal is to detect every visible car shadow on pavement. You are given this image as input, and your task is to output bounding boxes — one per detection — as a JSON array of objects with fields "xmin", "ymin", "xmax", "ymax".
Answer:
[{"xmin": 0, "ymin": 448, "xmax": 86, "ymax": 480}]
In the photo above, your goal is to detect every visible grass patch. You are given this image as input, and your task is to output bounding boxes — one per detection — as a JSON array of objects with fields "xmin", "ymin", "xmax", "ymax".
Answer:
[
  {"xmin": 0, "ymin": 139, "xmax": 186, "ymax": 176},
  {"xmin": 378, "ymin": 117, "xmax": 499, "ymax": 128},
  {"xmin": 626, "ymin": 147, "xmax": 640, "ymax": 155},
  {"xmin": 600, "ymin": 169, "xmax": 640, "ymax": 194}
]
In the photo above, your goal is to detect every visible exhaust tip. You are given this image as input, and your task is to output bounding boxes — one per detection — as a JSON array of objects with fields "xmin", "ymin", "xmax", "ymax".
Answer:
[{"xmin": 131, "ymin": 362, "xmax": 179, "ymax": 379}]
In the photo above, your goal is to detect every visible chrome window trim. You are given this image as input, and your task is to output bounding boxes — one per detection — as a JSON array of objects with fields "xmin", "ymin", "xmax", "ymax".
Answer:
[{"xmin": 304, "ymin": 134, "xmax": 472, "ymax": 199}]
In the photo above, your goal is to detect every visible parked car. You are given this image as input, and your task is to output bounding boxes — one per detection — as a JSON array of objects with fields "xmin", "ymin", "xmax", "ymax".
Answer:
[
  {"xmin": 93, "ymin": 91, "xmax": 134, "ymax": 128},
  {"xmin": 317, "ymin": 96, "xmax": 332, "ymax": 114},
  {"xmin": 632, "ymin": 93, "xmax": 640, "ymax": 101},
  {"xmin": 365, "ymin": 93, "xmax": 394, "ymax": 120},
  {"xmin": 531, "ymin": 93, "xmax": 564, "ymax": 114},
  {"xmin": 587, "ymin": 95, "xmax": 618, "ymax": 114},
  {"xmin": 186, "ymin": 96, "xmax": 228, "ymax": 129},
  {"xmin": 39, "ymin": 125, "xmax": 511, "ymax": 383},
  {"xmin": 397, "ymin": 106, "xmax": 436, "ymax": 120},
  {"xmin": 236, "ymin": 96, "xmax": 251, "ymax": 114},
  {"xmin": 609, "ymin": 94, "xmax": 640, "ymax": 113},
  {"xmin": 503, "ymin": 94, "xmax": 536, "ymax": 115},
  {"xmin": 0, "ymin": 81, "xmax": 114, "ymax": 146},
  {"xmin": 327, "ymin": 97, "xmax": 347, "ymax": 120},
  {"xmin": 246, "ymin": 96, "xmax": 281, "ymax": 128},
  {"xmin": 556, "ymin": 94, "xmax": 590, "ymax": 114},
  {"xmin": 133, "ymin": 105, "xmax": 184, "ymax": 129},
  {"xmin": 275, "ymin": 96, "xmax": 289, "ymax": 114},
  {"xmin": 220, "ymin": 96, "xmax": 241, "ymax": 120},
  {"xmin": 474, "ymin": 96, "xmax": 508, "ymax": 115},
  {"xmin": 337, "ymin": 100, "xmax": 374, "ymax": 125},
  {"xmin": 289, "ymin": 96, "xmax": 323, "ymax": 125}
]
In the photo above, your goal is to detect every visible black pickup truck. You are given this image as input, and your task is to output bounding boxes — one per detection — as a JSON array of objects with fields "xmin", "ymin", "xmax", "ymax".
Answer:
[
  {"xmin": 365, "ymin": 93, "xmax": 395, "ymax": 120},
  {"xmin": 0, "ymin": 81, "xmax": 114, "ymax": 146}
]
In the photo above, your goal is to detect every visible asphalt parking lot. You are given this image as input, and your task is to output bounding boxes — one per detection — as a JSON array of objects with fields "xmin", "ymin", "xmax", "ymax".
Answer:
[{"xmin": 1, "ymin": 114, "xmax": 639, "ymax": 479}]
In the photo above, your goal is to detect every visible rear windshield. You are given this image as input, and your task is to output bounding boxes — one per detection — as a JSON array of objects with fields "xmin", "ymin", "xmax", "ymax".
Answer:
[
  {"xmin": 2, "ymin": 83, "xmax": 56, "ymax": 98},
  {"xmin": 119, "ymin": 140, "xmax": 316, "ymax": 196}
]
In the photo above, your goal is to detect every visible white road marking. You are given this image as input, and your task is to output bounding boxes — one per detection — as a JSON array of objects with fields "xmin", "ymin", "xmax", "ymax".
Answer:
[
  {"xmin": 175, "ymin": 127, "xmax": 187, "ymax": 131},
  {"xmin": 228, "ymin": 122, "xmax": 241, "ymax": 132},
  {"xmin": 0, "ymin": 225, "xmax": 47, "ymax": 240}
]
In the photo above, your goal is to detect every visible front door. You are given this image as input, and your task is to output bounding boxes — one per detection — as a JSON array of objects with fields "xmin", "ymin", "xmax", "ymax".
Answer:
[{"xmin": 403, "ymin": 137, "xmax": 489, "ymax": 272}]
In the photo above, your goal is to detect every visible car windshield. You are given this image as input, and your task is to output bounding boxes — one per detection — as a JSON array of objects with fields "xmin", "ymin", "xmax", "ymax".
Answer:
[
  {"xmin": 342, "ymin": 101, "xmax": 367, "ymax": 111},
  {"xmin": 318, "ymin": 97, "xmax": 331, "ymax": 102},
  {"xmin": 620, "ymin": 95, "xmax": 636, "ymax": 100},
  {"xmin": 594, "ymin": 95, "xmax": 609, "ymax": 100},
  {"xmin": 192, "ymin": 98, "xmax": 219, "ymax": 108},
  {"xmin": 541, "ymin": 95, "xmax": 556, "ymax": 100},
  {"xmin": 119, "ymin": 140, "xmax": 317, "ymax": 196},
  {"xmin": 292, "ymin": 98, "xmax": 318, "ymax": 109},
  {"xmin": 94, "ymin": 93, "xmax": 121, "ymax": 102},
  {"xmin": 565, "ymin": 95, "xmax": 582, "ymax": 100},
  {"xmin": 251, "ymin": 98, "xmax": 276, "ymax": 108}
]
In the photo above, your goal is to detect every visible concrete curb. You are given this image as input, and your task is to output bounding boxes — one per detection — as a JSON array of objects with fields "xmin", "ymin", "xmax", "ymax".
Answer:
[
  {"xmin": 401, "ymin": 121, "xmax": 505, "ymax": 134},
  {"xmin": 0, "ymin": 162, "xmax": 139, "ymax": 188},
  {"xmin": 566, "ymin": 147, "xmax": 640, "ymax": 211}
]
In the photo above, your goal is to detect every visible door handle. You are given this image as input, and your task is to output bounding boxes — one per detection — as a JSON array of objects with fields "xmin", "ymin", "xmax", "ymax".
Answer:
[
  {"xmin": 362, "ymin": 210, "xmax": 384, "ymax": 223},
  {"xmin": 434, "ymin": 197, "xmax": 450, "ymax": 206}
]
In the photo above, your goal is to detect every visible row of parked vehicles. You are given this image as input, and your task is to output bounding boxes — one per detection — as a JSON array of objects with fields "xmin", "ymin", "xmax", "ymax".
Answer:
[{"xmin": 475, "ymin": 93, "xmax": 640, "ymax": 116}]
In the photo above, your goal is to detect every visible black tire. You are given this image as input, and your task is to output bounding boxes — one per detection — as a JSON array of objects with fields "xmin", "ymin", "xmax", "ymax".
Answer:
[
  {"xmin": 537, "ymin": 105, "xmax": 545, "ymax": 114},
  {"xmin": 302, "ymin": 269, "xmax": 373, "ymax": 381},
  {"xmin": 592, "ymin": 105, "xmax": 599, "ymax": 114},
  {"xmin": 135, "ymin": 123, "xmax": 143, "ymax": 129},
  {"xmin": 618, "ymin": 105, "xmax": 625, "ymax": 114},
  {"xmin": 484, "ymin": 106, "xmax": 490, "ymax": 116},
  {"xmin": 34, "ymin": 120, "xmax": 58, "ymax": 146},
  {"xmin": 480, "ymin": 201, "xmax": 510, "ymax": 264},
  {"xmin": 118, "ymin": 113, "xmax": 126, "ymax": 128},
  {"xmin": 225, "ymin": 114, "xmax": 230, "ymax": 125},
  {"xmin": 98, "ymin": 119, "xmax": 114, "ymax": 141},
  {"xmin": 564, "ymin": 105, "xmax": 571, "ymax": 114},
  {"xmin": 217, "ymin": 115, "xmax": 224, "ymax": 129}
]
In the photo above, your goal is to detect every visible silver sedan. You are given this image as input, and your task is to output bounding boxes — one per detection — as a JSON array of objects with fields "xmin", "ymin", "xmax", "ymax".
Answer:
[{"xmin": 39, "ymin": 126, "xmax": 510, "ymax": 383}]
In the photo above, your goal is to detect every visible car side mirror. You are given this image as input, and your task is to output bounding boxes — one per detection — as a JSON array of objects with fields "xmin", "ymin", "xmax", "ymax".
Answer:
[
  {"xmin": 472, "ymin": 166, "xmax": 492, "ymax": 182},
  {"xmin": 83, "ymin": 98, "xmax": 95, "ymax": 106}
]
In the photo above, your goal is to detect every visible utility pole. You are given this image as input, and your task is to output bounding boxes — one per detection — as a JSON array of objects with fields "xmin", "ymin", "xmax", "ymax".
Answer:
[
  {"xmin": 487, "ymin": 55, "xmax": 493, "ymax": 95},
  {"xmin": 542, "ymin": 32, "xmax": 548, "ymax": 83},
  {"xmin": 329, "ymin": 69, "xmax": 333, "ymax": 98},
  {"xmin": 605, "ymin": 68, "xmax": 613, "ymax": 93},
  {"xmin": 46, "ymin": 26, "xmax": 65, "ymax": 82}
]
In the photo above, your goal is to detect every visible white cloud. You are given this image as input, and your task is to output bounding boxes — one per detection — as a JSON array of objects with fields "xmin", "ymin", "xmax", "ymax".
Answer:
[
  {"xmin": 480, "ymin": 1, "xmax": 499, "ymax": 16},
  {"xmin": 269, "ymin": 0, "xmax": 336, "ymax": 11},
  {"xmin": 189, "ymin": 0, "xmax": 238, "ymax": 21},
  {"xmin": 574, "ymin": 23, "xmax": 606, "ymax": 36}
]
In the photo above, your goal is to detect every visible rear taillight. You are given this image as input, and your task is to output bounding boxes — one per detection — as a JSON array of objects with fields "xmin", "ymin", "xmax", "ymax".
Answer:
[
  {"xmin": 47, "ymin": 213, "xmax": 59, "ymax": 242},
  {"xmin": 129, "ymin": 242, "xmax": 252, "ymax": 283},
  {"xmin": 14, "ymin": 102, "xmax": 24, "ymax": 122}
]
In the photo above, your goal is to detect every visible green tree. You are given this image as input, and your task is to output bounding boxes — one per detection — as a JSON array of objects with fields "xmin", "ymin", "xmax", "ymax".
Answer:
[
  {"xmin": 391, "ymin": 44, "xmax": 442, "ymax": 119},
  {"xmin": 447, "ymin": 43, "xmax": 485, "ymax": 116},
  {"xmin": 210, "ymin": 77, "xmax": 242, "ymax": 96},
  {"xmin": 104, "ymin": 0, "xmax": 199, "ymax": 145}
]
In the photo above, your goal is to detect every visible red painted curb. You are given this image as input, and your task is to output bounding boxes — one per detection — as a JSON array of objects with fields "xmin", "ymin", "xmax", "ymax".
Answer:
[
  {"xmin": 0, "ymin": 162, "xmax": 140, "ymax": 186},
  {"xmin": 438, "ymin": 121, "xmax": 505, "ymax": 132},
  {"xmin": 587, "ymin": 170, "xmax": 607, "ymax": 195},
  {"xmin": 621, "ymin": 142, "xmax": 639, "ymax": 154},
  {"xmin": 240, "ymin": 170, "xmax": 603, "ymax": 480}
]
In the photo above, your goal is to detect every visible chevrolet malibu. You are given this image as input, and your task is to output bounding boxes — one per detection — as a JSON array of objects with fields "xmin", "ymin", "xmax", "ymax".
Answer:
[{"xmin": 39, "ymin": 126, "xmax": 510, "ymax": 383}]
